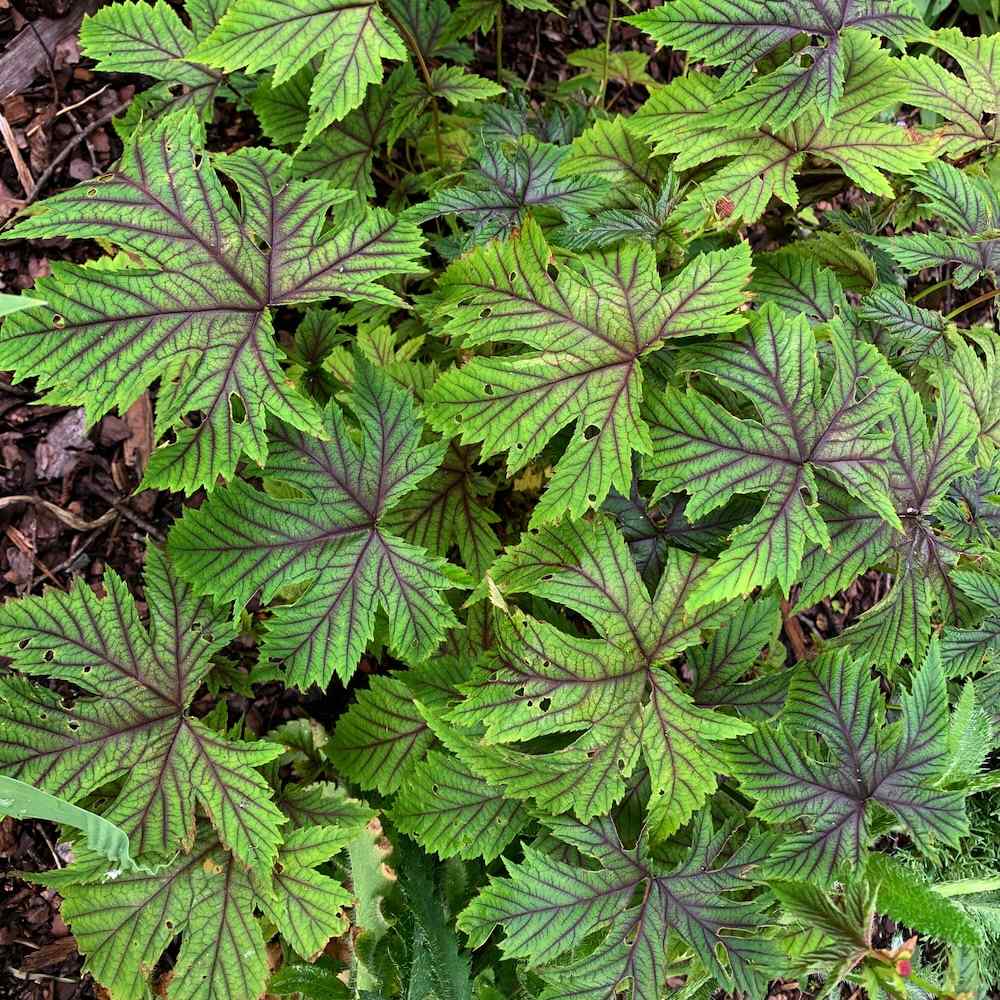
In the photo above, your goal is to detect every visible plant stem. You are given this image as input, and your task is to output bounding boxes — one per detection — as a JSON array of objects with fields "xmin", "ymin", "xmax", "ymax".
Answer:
[
  {"xmin": 386, "ymin": 11, "xmax": 444, "ymax": 166},
  {"xmin": 944, "ymin": 285, "xmax": 1000, "ymax": 321},
  {"xmin": 910, "ymin": 277, "xmax": 952, "ymax": 303},
  {"xmin": 600, "ymin": 0, "xmax": 615, "ymax": 109},
  {"xmin": 496, "ymin": 2, "xmax": 504, "ymax": 82}
]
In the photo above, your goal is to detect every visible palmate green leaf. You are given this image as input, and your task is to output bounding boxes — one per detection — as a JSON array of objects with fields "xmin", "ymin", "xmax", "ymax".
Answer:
[
  {"xmin": 329, "ymin": 661, "xmax": 531, "ymax": 862},
  {"xmin": 252, "ymin": 67, "xmax": 398, "ymax": 202},
  {"xmin": 604, "ymin": 484, "xmax": 761, "ymax": 589},
  {"xmin": 930, "ymin": 27, "xmax": 1000, "ymax": 114},
  {"xmin": 948, "ymin": 330, "xmax": 1000, "ymax": 459},
  {"xmin": 628, "ymin": 35, "xmax": 934, "ymax": 227},
  {"xmin": 192, "ymin": 0, "xmax": 406, "ymax": 147},
  {"xmin": 941, "ymin": 569, "xmax": 1000, "ymax": 676},
  {"xmin": 686, "ymin": 596, "xmax": 788, "ymax": 721},
  {"xmin": 894, "ymin": 52, "xmax": 994, "ymax": 158},
  {"xmin": 644, "ymin": 303, "xmax": 903, "ymax": 609},
  {"xmin": 796, "ymin": 372, "xmax": 978, "ymax": 667},
  {"xmin": 459, "ymin": 812, "xmax": 778, "ymax": 999},
  {"xmin": 426, "ymin": 218, "xmax": 752, "ymax": 526},
  {"xmin": 0, "ymin": 548, "xmax": 285, "ymax": 875},
  {"xmin": 0, "ymin": 111, "xmax": 424, "ymax": 494},
  {"xmin": 869, "ymin": 162, "xmax": 1000, "ymax": 287},
  {"xmin": 169, "ymin": 362, "xmax": 469, "ymax": 689},
  {"xmin": 450, "ymin": 517, "xmax": 752, "ymax": 838},
  {"xmin": 858, "ymin": 286, "xmax": 950, "ymax": 368},
  {"xmin": 414, "ymin": 139, "xmax": 611, "ymax": 244},
  {"xmin": 329, "ymin": 675, "xmax": 437, "ymax": 794},
  {"xmin": 556, "ymin": 117, "xmax": 659, "ymax": 189},
  {"xmin": 731, "ymin": 642, "xmax": 971, "ymax": 883},
  {"xmin": 750, "ymin": 251, "xmax": 848, "ymax": 323},
  {"xmin": 382, "ymin": 442, "xmax": 500, "ymax": 577},
  {"xmin": 627, "ymin": 0, "xmax": 924, "ymax": 131},
  {"xmin": 80, "ymin": 0, "xmax": 229, "ymax": 129},
  {"xmin": 38, "ymin": 821, "xmax": 356, "ymax": 1000}
]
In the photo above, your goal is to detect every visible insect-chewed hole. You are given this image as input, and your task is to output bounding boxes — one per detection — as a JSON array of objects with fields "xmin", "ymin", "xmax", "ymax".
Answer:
[
  {"xmin": 587, "ymin": 494, "xmax": 597, "ymax": 503},
  {"xmin": 539, "ymin": 697, "xmax": 551, "ymax": 712},
  {"xmin": 228, "ymin": 393, "xmax": 247, "ymax": 424},
  {"xmin": 83, "ymin": 665, "xmax": 92, "ymax": 674},
  {"xmin": 85, "ymin": 187, "xmax": 97, "ymax": 198},
  {"xmin": 583, "ymin": 425, "xmax": 599, "ymax": 441},
  {"xmin": 43, "ymin": 649, "xmax": 55, "ymax": 662},
  {"xmin": 52, "ymin": 314, "xmax": 65, "ymax": 328},
  {"xmin": 480, "ymin": 307, "xmax": 492, "ymax": 318},
  {"xmin": 17, "ymin": 638, "xmax": 29, "ymax": 650},
  {"xmin": 483, "ymin": 383, "xmax": 495, "ymax": 395}
]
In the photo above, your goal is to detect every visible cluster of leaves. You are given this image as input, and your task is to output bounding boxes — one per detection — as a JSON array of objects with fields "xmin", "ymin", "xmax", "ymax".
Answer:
[{"xmin": 2, "ymin": 1, "xmax": 1000, "ymax": 999}]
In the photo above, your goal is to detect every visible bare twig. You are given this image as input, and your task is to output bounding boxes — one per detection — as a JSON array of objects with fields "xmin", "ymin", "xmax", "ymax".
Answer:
[
  {"xmin": 24, "ymin": 102, "xmax": 128, "ymax": 206},
  {"xmin": 87, "ymin": 482, "xmax": 165, "ymax": 542},
  {"xmin": 0, "ymin": 113, "xmax": 34, "ymax": 195},
  {"xmin": 0, "ymin": 495, "xmax": 118, "ymax": 531}
]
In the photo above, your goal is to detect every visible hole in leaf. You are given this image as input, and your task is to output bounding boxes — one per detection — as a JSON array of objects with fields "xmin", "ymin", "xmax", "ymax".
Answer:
[
  {"xmin": 587, "ymin": 494, "xmax": 597, "ymax": 503},
  {"xmin": 17, "ymin": 639, "xmax": 29, "ymax": 650},
  {"xmin": 583, "ymin": 425, "xmax": 599, "ymax": 441},
  {"xmin": 229, "ymin": 393, "xmax": 247, "ymax": 425},
  {"xmin": 39, "ymin": 712, "xmax": 48, "ymax": 720},
  {"xmin": 432, "ymin": 784, "xmax": 439, "ymax": 794},
  {"xmin": 43, "ymin": 649, "xmax": 54, "ymax": 662},
  {"xmin": 85, "ymin": 187, "xmax": 97, "ymax": 197},
  {"xmin": 68, "ymin": 721, "xmax": 79, "ymax": 731},
  {"xmin": 539, "ymin": 697, "xmax": 551, "ymax": 712},
  {"xmin": 52, "ymin": 314, "xmax": 65, "ymax": 328},
  {"xmin": 509, "ymin": 271, "xmax": 517, "ymax": 282},
  {"xmin": 480, "ymin": 307, "xmax": 492, "ymax": 318},
  {"xmin": 83, "ymin": 666, "xmax": 92, "ymax": 674},
  {"xmin": 483, "ymin": 383, "xmax": 494, "ymax": 395}
]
